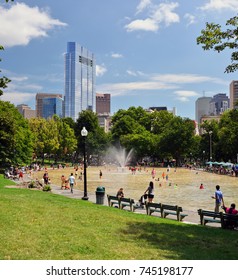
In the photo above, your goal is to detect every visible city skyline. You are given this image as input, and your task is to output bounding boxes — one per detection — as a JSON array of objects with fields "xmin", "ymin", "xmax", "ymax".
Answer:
[{"xmin": 1, "ymin": 0, "xmax": 238, "ymax": 120}]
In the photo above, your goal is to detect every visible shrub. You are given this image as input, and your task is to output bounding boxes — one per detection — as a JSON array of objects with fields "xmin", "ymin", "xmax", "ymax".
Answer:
[
  {"xmin": 28, "ymin": 181, "xmax": 37, "ymax": 188},
  {"xmin": 42, "ymin": 185, "xmax": 51, "ymax": 192}
]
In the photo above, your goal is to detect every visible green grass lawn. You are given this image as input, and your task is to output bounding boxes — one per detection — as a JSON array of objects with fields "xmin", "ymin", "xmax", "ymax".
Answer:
[{"xmin": 0, "ymin": 175, "xmax": 237, "ymax": 260}]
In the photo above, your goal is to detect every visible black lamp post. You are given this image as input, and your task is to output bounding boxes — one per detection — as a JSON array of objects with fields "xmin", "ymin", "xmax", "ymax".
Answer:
[
  {"xmin": 81, "ymin": 126, "xmax": 88, "ymax": 200},
  {"xmin": 209, "ymin": 131, "xmax": 213, "ymax": 161}
]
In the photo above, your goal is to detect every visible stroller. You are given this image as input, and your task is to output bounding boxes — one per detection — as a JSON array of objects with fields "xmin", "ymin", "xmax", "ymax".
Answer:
[{"xmin": 136, "ymin": 194, "xmax": 148, "ymax": 209}]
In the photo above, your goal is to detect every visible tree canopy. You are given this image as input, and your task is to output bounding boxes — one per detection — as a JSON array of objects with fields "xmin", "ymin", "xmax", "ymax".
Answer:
[
  {"xmin": 197, "ymin": 15, "xmax": 238, "ymax": 73},
  {"xmin": 0, "ymin": 1, "xmax": 14, "ymax": 95},
  {"xmin": 0, "ymin": 101, "xmax": 33, "ymax": 166}
]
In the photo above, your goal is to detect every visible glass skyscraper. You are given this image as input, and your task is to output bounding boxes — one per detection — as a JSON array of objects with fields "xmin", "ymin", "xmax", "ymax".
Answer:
[
  {"xmin": 42, "ymin": 97, "xmax": 63, "ymax": 119},
  {"xmin": 64, "ymin": 42, "xmax": 96, "ymax": 121}
]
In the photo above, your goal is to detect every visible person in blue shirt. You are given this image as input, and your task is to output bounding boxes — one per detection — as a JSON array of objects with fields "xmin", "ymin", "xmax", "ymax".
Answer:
[{"xmin": 211, "ymin": 185, "xmax": 224, "ymax": 213}]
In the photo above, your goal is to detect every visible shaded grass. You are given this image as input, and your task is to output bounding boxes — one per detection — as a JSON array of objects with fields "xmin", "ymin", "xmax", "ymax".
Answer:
[{"xmin": 0, "ymin": 175, "xmax": 238, "ymax": 260}]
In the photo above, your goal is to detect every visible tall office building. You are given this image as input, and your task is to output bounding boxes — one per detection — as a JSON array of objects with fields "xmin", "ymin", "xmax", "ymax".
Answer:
[
  {"xmin": 64, "ymin": 42, "xmax": 96, "ymax": 121},
  {"xmin": 195, "ymin": 96, "xmax": 212, "ymax": 124},
  {"xmin": 230, "ymin": 80, "xmax": 238, "ymax": 109},
  {"xmin": 209, "ymin": 93, "xmax": 230, "ymax": 115},
  {"xmin": 36, "ymin": 93, "xmax": 62, "ymax": 118},
  {"xmin": 17, "ymin": 104, "xmax": 36, "ymax": 119},
  {"xmin": 42, "ymin": 97, "xmax": 63, "ymax": 119},
  {"xmin": 96, "ymin": 93, "xmax": 110, "ymax": 114}
]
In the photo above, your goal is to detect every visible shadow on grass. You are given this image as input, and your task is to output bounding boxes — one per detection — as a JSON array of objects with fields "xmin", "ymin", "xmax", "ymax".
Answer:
[{"xmin": 121, "ymin": 220, "xmax": 238, "ymax": 260}]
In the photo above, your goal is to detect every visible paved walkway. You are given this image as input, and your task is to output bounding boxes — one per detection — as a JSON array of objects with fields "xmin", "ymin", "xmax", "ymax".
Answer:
[{"xmin": 49, "ymin": 183, "xmax": 205, "ymax": 226}]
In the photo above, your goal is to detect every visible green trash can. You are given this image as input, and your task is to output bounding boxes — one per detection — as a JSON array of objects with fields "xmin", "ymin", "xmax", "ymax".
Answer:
[{"xmin": 95, "ymin": 186, "xmax": 105, "ymax": 205}]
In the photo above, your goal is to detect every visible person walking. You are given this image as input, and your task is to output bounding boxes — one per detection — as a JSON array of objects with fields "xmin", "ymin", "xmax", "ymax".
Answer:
[
  {"xmin": 144, "ymin": 181, "xmax": 154, "ymax": 203},
  {"xmin": 68, "ymin": 173, "xmax": 75, "ymax": 194},
  {"xmin": 211, "ymin": 185, "xmax": 224, "ymax": 213}
]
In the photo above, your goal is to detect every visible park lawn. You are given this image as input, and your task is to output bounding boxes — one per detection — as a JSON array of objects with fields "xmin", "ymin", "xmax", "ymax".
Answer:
[{"xmin": 0, "ymin": 175, "xmax": 238, "ymax": 260}]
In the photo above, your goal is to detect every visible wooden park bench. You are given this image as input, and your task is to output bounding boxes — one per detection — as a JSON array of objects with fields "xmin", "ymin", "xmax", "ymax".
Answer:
[
  {"xmin": 119, "ymin": 197, "xmax": 135, "ymax": 212},
  {"xmin": 107, "ymin": 195, "xmax": 138, "ymax": 212},
  {"xmin": 107, "ymin": 195, "xmax": 120, "ymax": 208},
  {"xmin": 162, "ymin": 204, "xmax": 188, "ymax": 221},
  {"xmin": 146, "ymin": 202, "xmax": 163, "ymax": 216},
  {"xmin": 197, "ymin": 209, "xmax": 221, "ymax": 226},
  {"xmin": 146, "ymin": 202, "xmax": 187, "ymax": 221},
  {"xmin": 220, "ymin": 212, "xmax": 238, "ymax": 230}
]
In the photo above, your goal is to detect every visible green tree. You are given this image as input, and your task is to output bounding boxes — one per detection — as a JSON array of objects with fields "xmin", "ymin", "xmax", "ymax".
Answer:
[
  {"xmin": 197, "ymin": 16, "xmax": 238, "ymax": 73},
  {"xmin": 120, "ymin": 126, "xmax": 156, "ymax": 161},
  {"xmin": 0, "ymin": 0, "xmax": 14, "ymax": 95},
  {"xmin": 53, "ymin": 116, "xmax": 77, "ymax": 162},
  {"xmin": 0, "ymin": 47, "xmax": 11, "ymax": 96},
  {"xmin": 28, "ymin": 118, "xmax": 51, "ymax": 163},
  {"xmin": 0, "ymin": 101, "xmax": 33, "ymax": 166},
  {"xmin": 200, "ymin": 120, "xmax": 219, "ymax": 161},
  {"xmin": 75, "ymin": 110, "xmax": 109, "ymax": 162},
  {"xmin": 158, "ymin": 117, "xmax": 195, "ymax": 165},
  {"xmin": 217, "ymin": 110, "xmax": 238, "ymax": 162},
  {"xmin": 150, "ymin": 110, "xmax": 174, "ymax": 134}
]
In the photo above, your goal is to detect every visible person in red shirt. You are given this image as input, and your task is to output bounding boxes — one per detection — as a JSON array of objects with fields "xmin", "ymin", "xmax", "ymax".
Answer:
[
  {"xmin": 19, "ymin": 170, "xmax": 23, "ymax": 181},
  {"xmin": 224, "ymin": 203, "xmax": 238, "ymax": 215},
  {"xmin": 222, "ymin": 203, "xmax": 238, "ymax": 229}
]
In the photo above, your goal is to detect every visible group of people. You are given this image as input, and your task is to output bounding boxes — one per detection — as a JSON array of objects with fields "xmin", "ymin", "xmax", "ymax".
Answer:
[
  {"xmin": 115, "ymin": 181, "xmax": 237, "ymax": 228},
  {"xmin": 116, "ymin": 181, "xmax": 155, "ymax": 203},
  {"xmin": 61, "ymin": 173, "xmax": 76, "ymax": 193},
  {"xmin": 212, "ymin": 184, "xmax": 238, "ymax": 229}
]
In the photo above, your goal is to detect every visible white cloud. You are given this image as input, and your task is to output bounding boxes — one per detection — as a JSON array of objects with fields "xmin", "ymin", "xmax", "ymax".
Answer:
[
  {"xmin": 184, "ymin": 13, "xmax": 196, "ymax": 26},
  {"xmin": 97, "ymin": 80, "xmax": 177, "ymax": 96},
  {"xmin": 111, "ymin": 53, "xmax": 123, "ymax": 58},
  {"xmin": 0, "ymin": 76, "xmax": 42, "ymax": 106},
  {"xmin": 151, "ymin": 73, "xmax": 226, "ymax": 85},
  {"xmin": 96, "ymin": 64, "xmax": 107, "ymax": 77},
  {"xmin": 136, "ymin": 0, "xmax": 152, "ymax": 15},
  {"xmin": 0, "ymin": 3, "xmax": 67, "ymax": 47},
  {"xmin": 125, "ymin": 1, "xmax": 179, "ymax": 32},
  {"xmin": 199, "ymin": 0, "xmax": 238, "ymax": 11},
  {"xmin": 174, "ymin": 90, "xmax": 199, "ymax": 102},
  {"xmin": 151, "ymin": 2, "xmax": 180, "ymax": 27},
  {"xmin": 97, "ymin": 72, "xmax": 228, "ymax": 98},
  {"xmin": 127, "ymin": 70, "xmax": 138, "ymax": 76},
  {"xmin": 125, "ymin": 18, "xmax": 158, "ymax": 32},
  {"xmin": 0, "ymin": 91, "xmax": 36, "ymax": 106},
  {"xmin": 127, "ymin": 70, "xmax": 145, "ymax": 77}
]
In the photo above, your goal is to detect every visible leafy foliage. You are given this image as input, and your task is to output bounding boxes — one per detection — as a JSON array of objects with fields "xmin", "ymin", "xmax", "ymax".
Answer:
[
  {"xmin": 0, "ymin": 1, "xmax": 14, "ymax": 96},
  {"xmin": 28, "ymin": 116, "xmax": 77, "ymax": 163},
  {"xmin": 0, "ymin": 101, "xmax": 33, "ymax": 166},
  {"xmin": 75, "ymin": 110, "xmax": 110, "ymax": 162},
  {"xmin": 197, "ymin": 16, "xmax": 238, "ymax": 73}
]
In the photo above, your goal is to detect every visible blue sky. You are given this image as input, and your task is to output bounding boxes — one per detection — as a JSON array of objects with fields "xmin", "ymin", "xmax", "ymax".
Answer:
[{"xmin": 0, "ymin": 0, "xmax": 238, "ymax": 120}]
